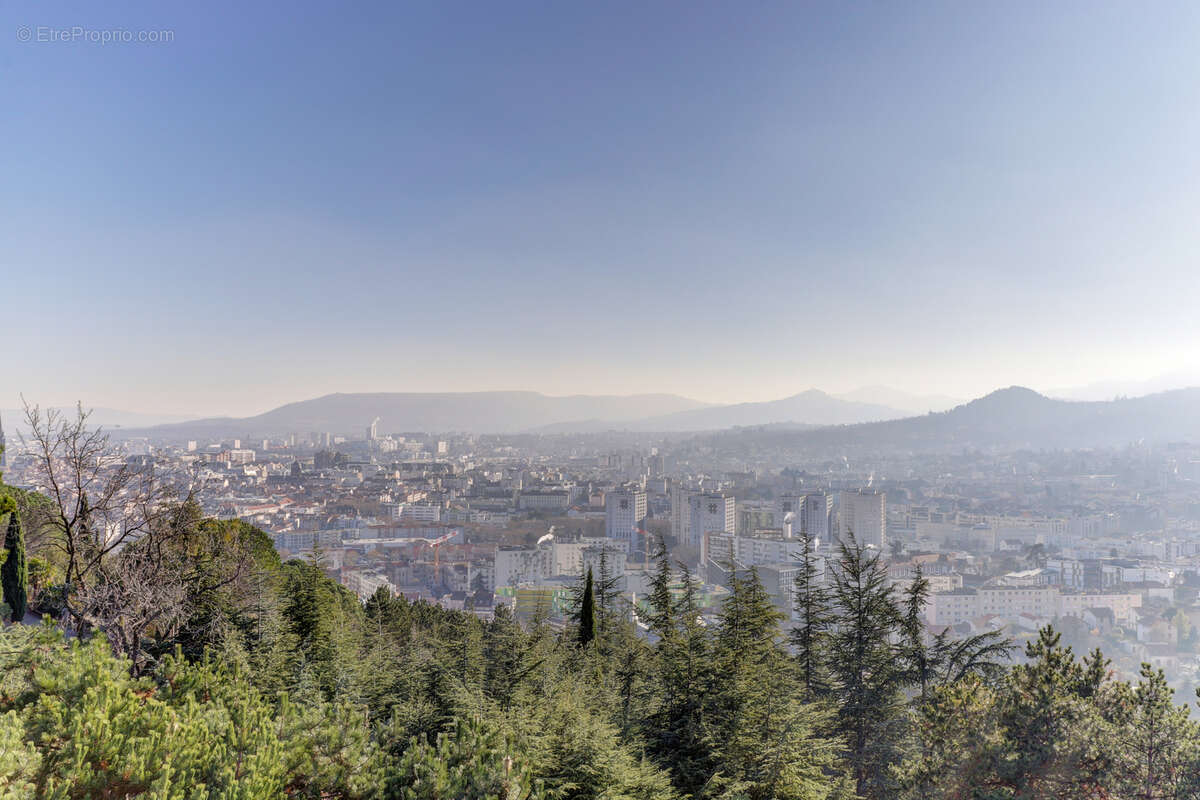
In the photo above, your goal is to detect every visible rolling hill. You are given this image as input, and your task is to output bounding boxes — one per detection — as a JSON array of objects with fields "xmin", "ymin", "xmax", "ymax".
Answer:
[
  {"xmin": 627, "ymin": 390, "xmax": 906, "ymax": 431},
  {"xmin": 708, "ymin": 386, "xmax": 1200, "ymax": 452},
  {"xmin": 116, "ymin": 392, "xmax": 710, "ymax": 438}
]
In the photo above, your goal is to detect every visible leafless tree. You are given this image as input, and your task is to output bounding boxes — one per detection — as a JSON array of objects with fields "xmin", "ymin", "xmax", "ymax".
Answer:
[
  {"xmin": 21, "ymin": 400, "xmax": 174, "ymax": 593},
  {"xmin": 20, "ymin": 400, "xmax": 252, "ymax": 672},
  {"xmin": 69, "ymin": 539, "xmax": 189, "ymax": 669}
]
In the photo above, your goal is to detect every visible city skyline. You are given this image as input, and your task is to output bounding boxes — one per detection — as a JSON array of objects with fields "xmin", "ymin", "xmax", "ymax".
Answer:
[{"xmin": 5, "ymin": 1, "xmax": 1200, "ymax": 416}]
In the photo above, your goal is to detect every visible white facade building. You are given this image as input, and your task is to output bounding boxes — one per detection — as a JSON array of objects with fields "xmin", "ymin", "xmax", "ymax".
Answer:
[
  {"xmin": 606, "ymin": 488, "xmax": 647, "ymax": 544},
  {"xmin": 399, "ymin": 504, "xmax": 442, "ymax": 523},
  {"xmin": 582, "ymin": 545, "xmax": 627, "ymax": 586},
  {"xmin": 839, "ymin": 489, "xmax": 886, "ymax": 550},
  {"xmin": 688, "ymin": 493, "xmax": 736, "ymax": 549},
  {"xmin": 690, "ymin": 493, "xmax": 736, "ymax": 572},
  {"xmin": 927, "ymin": 585, "xmax": 1142, "ymax": 627},
  {"xmin": 342, "ymin": 570, "xmax": 395, "ymax": 600},
  {"xmin": 707, "ymin": 532, "xmax": 812, "ymax": 569},
  {"xmin": 779, "ymin": 491, "xmax": 833, "ymax": 545},
  {"xmin": 671, "ymin": 485, "xmax": 695, "ymax": 545},
  {"xmin": 519, "ymin": 490, "xmax": 574, "ymax": 511},
  {"xmin": 494, "ymin": 545, "xmax": 553, "ymax": 588}
]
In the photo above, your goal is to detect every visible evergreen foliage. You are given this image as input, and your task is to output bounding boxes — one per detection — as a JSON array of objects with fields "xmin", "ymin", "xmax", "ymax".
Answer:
[
  {"xmin": 577, "ymin": 567, "xmax": 596, "ymax": 648},
  {"xmin": 5, "ymin": 478, "xmax": 1200, "ymax": 800},
  {"xmin": 790, "ymin": 532, "xmax": 833, "ymax": 696},
  {"xmin": 389, "ymin": 716, "xmax": 543, "ymax": 800},
  {"xmin": 826, "ymin": 533, "xmax": 906, "ymax": 797},
  {"xmin": 1, "ymin": 503, "xmax": 26, "ymax": 622}
]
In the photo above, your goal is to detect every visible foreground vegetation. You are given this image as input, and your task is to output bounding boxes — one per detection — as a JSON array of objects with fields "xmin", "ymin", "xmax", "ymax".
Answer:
[
  {"xmin": 4, "ymin": 416, "xmax": 1200, "ymax": 798},
  {"xmin": 3, "ymin": 517, "xmax": 1200, "ymax": 798}
]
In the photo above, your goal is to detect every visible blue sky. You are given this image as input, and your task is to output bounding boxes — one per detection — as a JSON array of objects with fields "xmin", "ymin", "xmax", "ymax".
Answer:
[{"xmin": 3, "ymin": 1, "xmax": 1199, "ymax": 415}]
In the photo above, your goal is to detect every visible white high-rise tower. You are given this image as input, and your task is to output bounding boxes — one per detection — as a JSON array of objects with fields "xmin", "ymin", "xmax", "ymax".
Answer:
[
  {"xmin": 605, "ymin": 487, "xmax": 647, "ymax": 546},
  {"xmin": 838, "ymin": 489, "xmax": 886, "ymax": 550}
]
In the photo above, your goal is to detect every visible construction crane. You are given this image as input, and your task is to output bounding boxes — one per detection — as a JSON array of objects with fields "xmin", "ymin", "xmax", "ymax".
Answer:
[{"xmin": 418, "ymin": 531, "xmax": 459, "ymax": 581}]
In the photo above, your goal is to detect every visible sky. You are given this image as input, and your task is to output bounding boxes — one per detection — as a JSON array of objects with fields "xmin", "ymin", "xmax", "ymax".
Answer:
[{"xmin": 3, "ymin": 1, "xmax": 1200, "ymax": 417}]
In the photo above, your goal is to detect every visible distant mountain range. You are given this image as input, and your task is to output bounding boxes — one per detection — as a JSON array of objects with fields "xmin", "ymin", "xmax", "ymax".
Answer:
[
  {"xmin": 1046, "ymin": 371, "xmax": 1200, "ymax": 402},
  {"xmin": 620, "ymin": 390, "xmax": 906, "ymax": 432},
  {"xmin": 710, "ymin": 386, "xmax": 1200, "ymax": 452},
  {"xmin": 117, "ymin": 392, "xmax": 710, "ymax": 438},
  {"xmin": 112, "ymin": 389, "xmax": 911, "ymax": 439},
  {"xmin": 85, "ymin": 385, "xmax": 1200, "ymax": 447}
]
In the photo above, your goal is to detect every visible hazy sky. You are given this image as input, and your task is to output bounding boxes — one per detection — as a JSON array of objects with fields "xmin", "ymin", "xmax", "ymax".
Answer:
[{"xmin": 4, "ymin": 1, "xmax": 1200, "ymax": 416}]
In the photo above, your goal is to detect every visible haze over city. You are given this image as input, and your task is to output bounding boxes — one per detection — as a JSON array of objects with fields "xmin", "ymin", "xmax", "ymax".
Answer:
[
  {"xmin": 5, "ymin": 0, "xmax": 1200, "ymax": 416},
  {"xmin": 10, "ymin": 2, "xmax": 1200, "ymax": 798}
]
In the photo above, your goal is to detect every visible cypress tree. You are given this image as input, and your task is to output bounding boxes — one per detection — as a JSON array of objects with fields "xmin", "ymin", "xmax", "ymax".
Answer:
[
  {"xmin": 1, "ymin": 506, "xmax": 26, "ymax": 623},
  {"xmin": 577, "ymin": 567, "xmax": 595, "ymax": 648}
]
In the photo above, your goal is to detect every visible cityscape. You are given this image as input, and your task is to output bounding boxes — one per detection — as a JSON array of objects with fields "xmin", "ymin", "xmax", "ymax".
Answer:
[
  {"xmin": 6, "ymin": 384, "xmax": 1200, "ymax": 699},
  {"xmin": 6, "ymin": 1, "xmax": 1200, "ymax": 797}
]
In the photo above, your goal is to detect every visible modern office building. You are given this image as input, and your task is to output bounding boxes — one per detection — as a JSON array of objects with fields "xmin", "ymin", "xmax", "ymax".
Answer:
[{"xmin": 839, "ymin": 488, "xmax": 886, "ymax": 550}]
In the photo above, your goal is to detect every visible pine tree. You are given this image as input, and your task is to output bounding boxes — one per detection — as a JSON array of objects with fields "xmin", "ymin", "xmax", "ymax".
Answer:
[
  {"xmin": 1109, "ymin": 663, "xmax": 1200, "ymax": 800},
  {"xmin": 515, "ymin": 678, "xmax": 678, "ymax": 800},
  {"xmin": 826, "ymin": 532, "xmax": 905, "ymax": 799},
  {"xmin": 790, "ymin": 532, "xmax": 833, "ymax": 696},
  {"xmin": 893, "ymin": 677, "xmax": 1001, "ymax": 800},
  {"xmin": 709, "ymin": 565, "xmax": 848, "ymax": 800},
  {"xmin": 1078, "ymin": 646, "xmax": 1109, "ymax": 699},
  {"xmin": 484, "ymin": 604, "xmax": 544, "ymax": 712},
  {"xmin": 0, "ymin": 625, "xmax": 389, "ymax": 799},
  {"xmin": 929, "ymin": 625, "xmax": 1012, "ymax": 689},
  {"xmin": 899, "ymin": 565, "xmax": 931, "ymax": 702},
  {"xmin": 647, "ymin": 562, "xmax": 715, "ymax": 796},
  {"xmin": 982, "ymin": 626, "xmax": 1113, "ymax": 798},
  {"xmin": 613, "ymin": 635, "xmax": 646, "ymax": 736},
  {"xmin": 1, "ymin": 505, "xmax": 26, "ymax": 623},
  {"xmin": 593, "ymin": 549, "xmax": 622, "ymax": 647},
  {"xmin": 646, "ymin": 533, "xmax": 674, "ymax": 637},
  {"xmin": 389, "ymin": 716, "xmax": 544, "ymax": 800}
]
